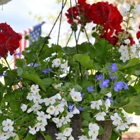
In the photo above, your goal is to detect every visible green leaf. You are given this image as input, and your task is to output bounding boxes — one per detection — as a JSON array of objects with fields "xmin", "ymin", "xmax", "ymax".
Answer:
[
  {"xmin": 110, "ymin": 130, "xmax": 120, "ymax": 140},
  {"xmin": 21, "ymin": 72, "xmax": 46, "ymax": 91},
  {"xmin": 134, "ymin": 79, "xmax": 140, "ymax": 92},
  {"xmin": 118, "ymin": 58, "xmax": 140, "ymax": 70},
  {"xmin": 15, "ymin": 59, "xmax": 26, "ymax": 68},
  {"xmin": 17, "ymin": 67, "xmax": 23, "ymax": 75},
  {"xmin": 82, "ymin": 120, "xmax": 89, "ymax": 126},
  {"xmin": 74, "ymin": 54, "xmax": 94, "ymax": 68},
  {"xmin": 42, "ymin": 78, "xmax": 53, "ymax": 88}
]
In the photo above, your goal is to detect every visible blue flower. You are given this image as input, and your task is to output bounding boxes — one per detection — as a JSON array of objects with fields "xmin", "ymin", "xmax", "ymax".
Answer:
[
  {"xmin": 77, "ymin": 106, "xmax": 85, "ymax": 111},
  {"xmin": 30, "ymin": 63, "xmax": 39, "ymax": 67},
  {"xmin": 81, "ymin": 93, "xmax": 85, "ymax": 98},
  {"xmin": 87, "ymin": 86, "xmax": 94, "ymax": 93},
  {"xmin": 96, "ymin": 74, "xmax": 103, "ymax": 81},
  {"xmin": 123, "ymin": 82, "xmax": 129, "ymax": 90},
  {"xmin": 68, "ymin": 104, "xmax": 75, "ymax": 112},
  {"xmin": 42, "ymin": 68, "xmax": 52, "ymax": 74},
  {"xmin": 0, "ymin": 72, "xmax": 7, "ymax": 77},
  {"xmin": 110, "ymin": 75, "xmax": 117, "ymax": 80},
  {"xmin": 114, "ymin": 81, "xmax": 124, "ymax": 92},
  {"xmin": 100, "ymin": 79, "xmax": 110, "ymax": 88},
  {"xmin": 110, "ymin": 63, "xmax": 118, "ymax": 72}
]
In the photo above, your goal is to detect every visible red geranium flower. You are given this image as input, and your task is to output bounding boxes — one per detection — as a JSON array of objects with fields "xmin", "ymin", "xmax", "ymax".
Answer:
[
  {"xmin": 90, "ymin": 2, "xmax": 122, "ymax": 31},
  {"xmin": 0, "ymin": 23, "xmax": 21, "ymax": 58},
  {"xmin": 65, "ymin": 1, "xmax": 91, "ymax": 25},
  {"xmin": 136, "ymin": 31, "xmax": 140, "ymax": 40}
]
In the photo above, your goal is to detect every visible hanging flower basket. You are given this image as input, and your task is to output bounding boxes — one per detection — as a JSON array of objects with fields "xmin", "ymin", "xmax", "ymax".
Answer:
[{"xmin": 1, "ymin": 0, "xmax": 140, "ymax": 140}]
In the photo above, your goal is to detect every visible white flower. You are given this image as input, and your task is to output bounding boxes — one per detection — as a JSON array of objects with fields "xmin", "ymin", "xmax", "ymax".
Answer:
[
  {"xmin": 116, "ymin": 122, "xmax": 128, "ymax": 131},
  {"xmin": 35, "ymin": 121, "xmax": 47, "ymax": 131},
  {"xmin": 120, "ymin": 52, "xmax": 130, "ymax": 63},
  {"xmin": 29, "ymin": 126, "xmax": 36, "ymax": 135},
  {"xmin": 133, "ymin": 4, "xmax": 140, "ymax": 18},
  {"xmin": 54, "ymin": 103, "xmax": 64, "ymax": 116},
  {"xmin": 54, "ymin": 83, "xmax": 63, "ymax": 89},
  {"xmin": 55, "ymin": 93, "xmax": 62, "ymax": 100},
  {"xmin": 52, "ymin": 117, "xmax": 63, "ymax": 128},
  {"xmin": 104, "ymin": 98, "xmax": 111, "ymax": 110},
  {"xmin": 52, "ymin": 58, "xmax": 61, "ymax": 67},
  {"xmin": 130, "ymin": 44, "xmax": 137, "ymax": 54},
  {"xmin": 78, "ymin": 135, "xmax": 89, "ymax": 140},
  {"xmin": 119, "ymin": 3, "xmax": 130, "ymax": 16},
  {"xmin": 63, "ymin": 127, "xmax": 72, "ymax": 137},
  {"xmin": 33, "ymin": 95, "xmax": 43, "ymax": 104},
  {"xmin": 2, "ymin": 119, "xmax": 14, "ymax": 132},
  {"xmin": 72, "ymin": 106, "xmax": 80, "ymax": 114},
  {"xmin": 6, "ymin": 131, "xmax": 16, "ymax": 138},
  {"xmin": 88, "ymin": 123, "xmax": 99, "ymax": 139},
  {"xmin": 110, "ymin": 113, "xmax": 122, "ymax": 126},
  {"xmin": 0, "ymin": 133, "xmax": 9, "ymax": 140},
  {"xmin": 60, "ymin": 61, "xmax": 68, "ymax": 71},
  {"xmin": 94, "ymin": 112, "xmax": 106, "ymax": 121},
  {"xmin": 31, "ymin": 103, "xmax": 42, "ymax": 112},
  {"xmin": 37, "ymin": 111, "xmax": 48, "ymax": 122},
  {"xmin": 27, "ymin": 92, "xmax": 34, "ymax": 101},
  {"xmin": 56, "ymin": 133, "xmax": 66, "ymax": 140},
  {"xmin": 70, "ymin": 88, "xmax": 82, "ymax": 102},
  {"xmin": 27, "ymin": 108, "xmax": 33, "ymax": 113},
  {"xmin": 68, "ymin": 135, "xmax": 74, "ymax": 140},
  {"xmin": 20, "ymin": 104, "xmax": 27, "ymax": 112},
  {"xmin": 60, "ymin": 98, "xmax": 68, "ymax": 107},
  {"xmin": 91, "ymin": 100, "xmax": 102, "ymax": 110},
  {"xmin": 30, "ymin": 84, "xmax": 40, "ymax": 93},
  {"xmin": 118, "ymin": 45, "xmax": 128, "ymax": 54},
  {"xmin": 66, "ymin": 112, "xmax": 73, "ymax": 119},
  {"xmin": 48, "ymin": 96, "xmax": 56, "ymax": 105},
  {"xmin": 106, "ymin": 92, "xmax": 112, "ymax": 97},
  {"xmin": 124, "ymin": 39, "xmax": 130, "ymax": 44},
  {"xmin": 46, "ymin": 105, "xmax": 55, "ymax": 115}
]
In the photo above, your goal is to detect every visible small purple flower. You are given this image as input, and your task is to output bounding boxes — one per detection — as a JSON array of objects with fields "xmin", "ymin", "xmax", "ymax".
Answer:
[
  {"xmin": 87, "ymin": 86, "xmax": 94, "ymax": 93},
  {"xmin": 100, "ymin": 79, "xmax": 110, "ymax": 88},
  {"xmin": 30, "ymin": 63, "xmax": 39, "ymax": 67},
  {"xmin": 114, "ymin": 81, "xmax": 124, "ymax": 92},
  {"xmin": 110, "ymin": 63, "xmax": 118, "ymax": 72},
  {"xmin": 42, "ymin": 68, "xmax": 52, "ymax": 74},
  {"xmin": 110, "ymin": 75, "xmax": 117, "ymax": 80},
  {"xmin": 96, "ymin": 74, "xmax": 103, "ymax": 81},
  {"xmin": 0, "ymin": 72, "xmax": 7, "ymax": 77},
  {"xmin": 77, "ymin": 106, "xmax": 85, "ymax": 111},
  {"xmin": 123, "ymin": 82, "xmax": 129, "ymax": 90},
  {"xmin": 81, "ymin": 93, "xmax": 85, "ymax": 98},
  {"xmin": 68, "ymin": 104, "xmax": 75, "ymax": 112}
]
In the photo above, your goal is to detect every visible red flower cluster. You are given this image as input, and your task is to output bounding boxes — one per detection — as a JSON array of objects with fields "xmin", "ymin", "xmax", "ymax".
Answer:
[
  {"xmin": 65, "ymin": 0, "xmax": 123, "ymax": 46},
  {"xmin": 0, "ymin": 23, "xmax": 21, "ymax": 58},
  {"xmin": 65, "ymin": 0, "xmax": 91, "ymax": 25},
  {"xmin": 136, "ymin": 25, "xmax": 140, "ymax": 40}
]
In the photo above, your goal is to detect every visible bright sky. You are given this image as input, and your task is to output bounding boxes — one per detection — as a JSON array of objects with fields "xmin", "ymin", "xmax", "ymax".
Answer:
[{"xmin": 0, "ymin": 0, "xmax": 59, "ymax": 32}]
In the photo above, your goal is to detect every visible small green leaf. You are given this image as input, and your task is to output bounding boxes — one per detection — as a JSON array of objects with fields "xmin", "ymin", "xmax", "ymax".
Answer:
[
  {"xmin": 17, "ymin": 67, "xmax": 23, "ymax": 75},
  {"xmin": 42, "ymin": 78, "xmax": 53, "ymax": 88},
  {"xmin": 21, "ymin": 72, "xmax": 46, "ymax": 91},
  {"xmin": 74, "ymin": 54, "xmax": 94, "ymax": 68}
]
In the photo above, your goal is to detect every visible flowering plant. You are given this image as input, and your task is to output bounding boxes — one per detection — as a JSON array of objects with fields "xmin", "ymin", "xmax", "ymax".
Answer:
[{"xmin": 1, "ymin": 0, "xmax": 140, "ymax": 140}]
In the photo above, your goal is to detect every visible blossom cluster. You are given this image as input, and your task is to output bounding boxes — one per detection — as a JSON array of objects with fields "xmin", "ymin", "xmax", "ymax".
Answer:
[
  {"xmin": 0, "ymin": 61, "xmax": 133, "ymax": 140},
  {"xmin": 66, "ymin": 0, "xmax": 140, "ymax": 63},
  {"xmin": 0, "ymin": 23, "xmax": 21, "ymax": 58}
]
